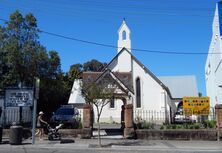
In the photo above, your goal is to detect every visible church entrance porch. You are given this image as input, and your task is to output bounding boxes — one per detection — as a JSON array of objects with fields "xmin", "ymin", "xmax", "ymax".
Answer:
[
  {"xmin": 83, "ymin": 102, "xmax": 135, "ymax": 139},
  {"xmin": 82, "ymin": 69, "xmax": 135, "ymax": 139}
]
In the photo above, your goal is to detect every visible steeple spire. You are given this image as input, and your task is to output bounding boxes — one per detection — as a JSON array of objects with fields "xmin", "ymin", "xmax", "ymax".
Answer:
[{"xmin": 117, "ymin": 19, "xmax": 131, "ymax": 52}]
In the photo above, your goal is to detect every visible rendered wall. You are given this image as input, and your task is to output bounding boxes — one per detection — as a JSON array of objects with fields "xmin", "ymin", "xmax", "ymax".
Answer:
[{"xmin": 205, "ymin": 3, "xmax": 222, "ymax": 107}]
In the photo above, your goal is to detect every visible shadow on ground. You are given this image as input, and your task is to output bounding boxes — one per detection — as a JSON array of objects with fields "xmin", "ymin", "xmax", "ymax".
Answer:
[{"xmin": 89, "ymin": 140, "xmax": 144, "ymax": 148}]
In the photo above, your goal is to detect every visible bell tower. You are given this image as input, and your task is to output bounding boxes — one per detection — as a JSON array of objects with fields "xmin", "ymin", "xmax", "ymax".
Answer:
[
  {"xmin": 118, "ymin": 20, "xmax": 131, "ymax": 52},
  {"xmin": 113, "ymin": 20, "xmax": 132, "ymax": 72}
]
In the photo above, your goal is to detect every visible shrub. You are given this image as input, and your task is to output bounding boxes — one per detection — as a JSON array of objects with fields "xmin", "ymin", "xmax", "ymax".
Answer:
[
  {"xmin": 136, "ymin": 122, "xmax": 142, "ymax": 129},
  {"xmin": 176, "ymin": 125, "xmax": 182, "ymax": 129},
  {"xmin": 134, "ymin": 116, "xmax": 143, "ymax": 129},
  {"xmin": 194, "ymin": 123, "xmax": 200, "ymax": 129},
  {"xmin": 78, "ymin": 122, "xmax": 83, "ymax": 129},
  {"xmin": 160, "ymin": 125, "xmax": 164, "ymax": 130},
  {"xmin": 203, "ymin": 120, "xmax": 216, "ymax": 129},
  {"xmin": 141, "ymin": 122, "xmax": 154, "ymax": 129},
  {"xmin": 208, "ymin": 120, "xmax": 216, "ymax": 128},
  {"xmin": 171, "ymin": 124, "xmax": 177, "ymax": 129},
  {"xmin": 183, "ymin": 123, "xmax": 189, "ymax": 129},
  {"xmin": 166, "ymin": 124, "xmax": 171, "ymax": 129},
  {"xmin": 189, "ymin": 124, "xmax": 194, "ymax": 129}
]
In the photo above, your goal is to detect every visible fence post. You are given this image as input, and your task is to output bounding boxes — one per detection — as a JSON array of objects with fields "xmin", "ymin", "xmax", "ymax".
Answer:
[{"xmin": 124, "ymin": 104, "xmax": 135, "ymax": 138}]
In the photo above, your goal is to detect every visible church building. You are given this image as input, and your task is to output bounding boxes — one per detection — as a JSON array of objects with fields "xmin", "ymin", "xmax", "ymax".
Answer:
[{"xmin": 68, "ymin": 20, "xmax": 198, "ymax": 124}]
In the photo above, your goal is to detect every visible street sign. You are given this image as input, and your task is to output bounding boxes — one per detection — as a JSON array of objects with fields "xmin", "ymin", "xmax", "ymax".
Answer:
[
  {"xmin": 5, "ymin": 88, "xmax": 34, "ymax": 107},
  {"xmin": 183, "ymin": 97, "xmax": 210, "ymax": 115}
]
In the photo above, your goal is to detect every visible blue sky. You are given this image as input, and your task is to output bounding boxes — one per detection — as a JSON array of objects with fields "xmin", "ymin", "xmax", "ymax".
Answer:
[{"xmin": 0, "ymin": 0, "xmax": 219, "ymax": 95}]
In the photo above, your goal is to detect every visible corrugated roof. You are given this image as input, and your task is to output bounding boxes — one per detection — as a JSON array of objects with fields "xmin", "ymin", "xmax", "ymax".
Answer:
[{"xmin": 158, "ymin": 75, "xmax": 198, "ymax": 98}]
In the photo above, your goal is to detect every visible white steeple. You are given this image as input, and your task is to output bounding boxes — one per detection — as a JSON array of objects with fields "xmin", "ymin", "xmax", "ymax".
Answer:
[{"xmin": 118, "ymin": 19, "xmax": 131, "ymax": 52}]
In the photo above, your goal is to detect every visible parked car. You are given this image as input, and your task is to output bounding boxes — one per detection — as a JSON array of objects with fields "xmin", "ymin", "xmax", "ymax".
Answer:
[
  {"xmin": 174, "ymin": 112, "xmax": 197, "ymax": 123},
  {"xmin": 50, "ymin": 105, "xmax": 79, "ymax": 128}
]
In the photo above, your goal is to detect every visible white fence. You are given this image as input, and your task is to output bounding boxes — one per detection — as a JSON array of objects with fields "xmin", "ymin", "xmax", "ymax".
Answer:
[
  {"xmin": 134, "ymin": 109, "xmax": 216, "ymax": 125},
  {"xmin": 0, "ymin": 107, "xmax": 32, "ymax": 126},
  {"xmin": 134, "ymin": 110, "xmax": 166, "ymax": 124}
]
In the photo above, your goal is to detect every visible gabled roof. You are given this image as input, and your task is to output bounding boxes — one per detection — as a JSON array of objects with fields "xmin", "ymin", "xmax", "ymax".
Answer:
[
  {"xmin": 103, "ymin": 47, "xmax": 174, "ymax": 99},
  {"xmin": 83, "ymin": 69, "xmax": 134, "ymax": 95}
]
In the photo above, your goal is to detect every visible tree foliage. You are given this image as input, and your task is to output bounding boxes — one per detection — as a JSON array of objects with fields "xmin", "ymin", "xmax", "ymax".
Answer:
[
  {"xmin": 66, "ymin": 60, "xmax": 107, "ymax": 96},
  {"xmin": 0, "ymin": 11, "xmax": 69, "ymax": 118},
  {"xmin": 0, "ymin": 10, "xmax": 109, "ymax": 120},
  {"xmin": 83, "ymin": 59, "xmax": 106, "ymax": 72}
]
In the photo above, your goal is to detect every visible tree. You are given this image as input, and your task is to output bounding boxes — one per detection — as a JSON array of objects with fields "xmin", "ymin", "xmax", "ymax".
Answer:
[
  {"xmin": 0, "ymin": 11, "xmax": 68, "ymax": 119},
  {"xmin": 0, "ymin": 10, "xmax": 41, "ymax": 88},
  {"xmin": 83, "ymin": 59, "xmax": 106, "ymax": 72},
  {"xmin": 82, "ymin": 77, "xmax": 115, "ymax": 147},
  {"xmin": 68, "ymin": 63, "xmax": 83, "ymax": 84},
  {"xmin": 0, "ymin": 27, "xmax": 7, "ymax": 92}
]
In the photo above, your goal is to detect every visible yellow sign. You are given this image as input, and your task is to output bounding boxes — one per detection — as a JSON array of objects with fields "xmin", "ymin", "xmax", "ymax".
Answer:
[{"xmin": 183, "ymin": 97, "xmax": 210, "ymax": 115}]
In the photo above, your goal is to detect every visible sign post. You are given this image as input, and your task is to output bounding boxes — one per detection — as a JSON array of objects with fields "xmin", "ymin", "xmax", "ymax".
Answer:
[{"xmin": 32, "ymin": 78, "xmax": 40, "ymax": 145}]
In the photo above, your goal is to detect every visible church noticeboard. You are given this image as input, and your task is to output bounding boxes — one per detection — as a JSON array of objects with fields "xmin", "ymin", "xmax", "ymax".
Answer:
[
  {"xmin": 183, "ymin": 97, "xmax": 210, "ymax": 115},
  {"xmin": 5, "ymin": 88, "xmax": 34, "ymax": 107}
]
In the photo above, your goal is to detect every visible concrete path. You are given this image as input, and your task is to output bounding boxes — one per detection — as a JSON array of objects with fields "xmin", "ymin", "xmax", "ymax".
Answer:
[{"xmin": 1, "ymin": 137, "xmax": 222, "ymax": 153}]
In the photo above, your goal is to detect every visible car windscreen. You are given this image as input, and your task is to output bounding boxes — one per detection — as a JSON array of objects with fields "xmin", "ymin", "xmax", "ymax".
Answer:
[{"xmin": 55, "ymin": 108, "xmax": 74, "ymax": 115}]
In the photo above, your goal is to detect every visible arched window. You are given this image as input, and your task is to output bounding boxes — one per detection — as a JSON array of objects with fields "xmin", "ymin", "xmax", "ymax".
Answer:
[
  {"xmin": 110, "ymin": 98, "xmax": 115, "ymax": 108},
  {"xmin": 136, "ymin": 78, "xmax": 141, "ymax": 108},
  {"xmin": 122, "ymin": 31, "xmax": 126, "ymax": 40}
]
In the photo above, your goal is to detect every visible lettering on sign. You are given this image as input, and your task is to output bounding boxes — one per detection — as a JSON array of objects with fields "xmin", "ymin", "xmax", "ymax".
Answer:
[
  {"xmin": 183, "ymin": 97, "xmax": 210, "ymax": 115},
  {"xmin": 5, "ymin": 89, "xmax": 33, "ymax": 107}
]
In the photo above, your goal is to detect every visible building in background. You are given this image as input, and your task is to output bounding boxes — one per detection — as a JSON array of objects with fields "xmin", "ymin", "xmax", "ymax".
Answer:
[{"xmin": 205, "ymin": 1, "xmax": 222, "ymax": 108}]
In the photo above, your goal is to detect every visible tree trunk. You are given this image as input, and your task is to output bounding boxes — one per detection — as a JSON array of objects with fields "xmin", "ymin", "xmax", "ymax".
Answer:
[
  {"xmin": 96, "ymin": 106, "xmax": 102, "ymax": 147},
  {"xmin": 97, "ymin": 118, "xmax": 101, "ymax": 147}
]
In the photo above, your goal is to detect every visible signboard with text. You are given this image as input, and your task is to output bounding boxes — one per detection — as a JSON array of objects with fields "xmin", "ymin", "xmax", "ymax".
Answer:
[
  {"xmin": 183, "ymin": 97, "xmax": 210, "ymax": 116},
  {"xmin": 5, "ymin": 88, "xmax": 34, "ymax": 107}
]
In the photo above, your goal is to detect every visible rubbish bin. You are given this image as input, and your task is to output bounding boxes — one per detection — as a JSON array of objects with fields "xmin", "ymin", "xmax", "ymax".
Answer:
[
  {"xmin": 0, "ymin": 126, "xmax": 2, "ymax": 143},
  {"xmin": 9, "ymin": 125, "xmax": 23, "ymax": 145}
]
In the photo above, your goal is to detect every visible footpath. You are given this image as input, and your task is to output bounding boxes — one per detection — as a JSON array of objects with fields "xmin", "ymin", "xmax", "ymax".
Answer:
[{"xmin": 1, "ymin": 136, "xmax": 222, "ymax": 152}]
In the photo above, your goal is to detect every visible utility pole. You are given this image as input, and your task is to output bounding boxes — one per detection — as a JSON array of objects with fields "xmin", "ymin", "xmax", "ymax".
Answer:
[{"xmin": 32, "ymin": 78, "xmax": 40, "ymax": 145}]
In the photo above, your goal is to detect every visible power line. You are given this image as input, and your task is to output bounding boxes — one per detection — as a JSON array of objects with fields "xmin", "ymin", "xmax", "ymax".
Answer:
[
  {"xmin": 40, "ymin": 30, "xmax": 215, "ymax": 55},
  {"xmin": 1, "ymin": 1, "xmax": 215, "ymax": 19},
  {"xmin": 0, "ymin": 18, "xmax": 220, "ymax": 55},
  {"xmin": 40, "ymin": 30, "xmax": 117, "ymax": 48}
]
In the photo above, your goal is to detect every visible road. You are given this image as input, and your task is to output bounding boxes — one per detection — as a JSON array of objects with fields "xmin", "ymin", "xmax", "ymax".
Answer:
[{"xmin": 0, "ymin": 146, "xmax": 221, "ymax": 153}]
